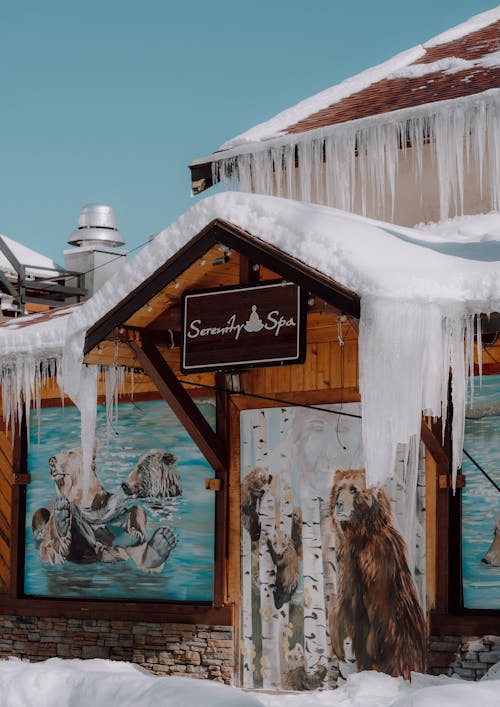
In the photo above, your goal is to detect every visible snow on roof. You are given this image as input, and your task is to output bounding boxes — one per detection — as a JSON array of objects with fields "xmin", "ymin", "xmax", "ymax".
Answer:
[
  {"xmin": 191, "ymin": 8, "xmax": 499, "ymax": 163},
  {"xmin": 0, "ymin": 193, "xmax": 498, "ymax": 487},
  {"xmin": 0, "ymin": 233, "xmax": 62, "ymax": 279}
]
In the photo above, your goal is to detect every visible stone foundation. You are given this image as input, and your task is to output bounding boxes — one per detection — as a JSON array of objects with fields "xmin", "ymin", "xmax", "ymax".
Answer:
[
  {"xmin": 0, "ymin": 615, "xmax": 234, "ymax": 683},
  {"xmin": 428, "ymin": 635, "xmax": 500, "ymax": 680}
]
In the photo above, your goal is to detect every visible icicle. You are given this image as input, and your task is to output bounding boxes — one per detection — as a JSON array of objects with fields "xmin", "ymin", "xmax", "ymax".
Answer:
[
  {"xmin": 104, "ymin": 363, "xmax": 126, "ymax": 436},
  {"xmin": 359, "ymin": 299, "xmax": 482, "ymax": 490},
  {"xmin": 476, "ymin": 316, "xmax": 482, "ymax": 390},
  {"xmin": 0, "ymin": 355, "xmax": 63, "ymax": 443},
  {"xmin": 79, "ymin": 364, "xmax": 98, "ymax": 509},
  {"xmin": 213, "ymin": 91, "xmax": 500, "ymax": 224}
]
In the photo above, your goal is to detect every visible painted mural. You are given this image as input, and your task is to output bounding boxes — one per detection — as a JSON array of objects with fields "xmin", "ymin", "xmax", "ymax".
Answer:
[
  {"xmin": 462, "ymin": 374, "xmax": 500, "ymax": 610},
  {"xmin": 240, "ymin": 403, "xmax": 426, "ymax": 690},
  {"xmin": 25, "ymin": 398, "xmax": 216, "ymax": 602}
]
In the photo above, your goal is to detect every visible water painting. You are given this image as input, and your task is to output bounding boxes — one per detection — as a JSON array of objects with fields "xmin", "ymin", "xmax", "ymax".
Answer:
[
  {"xmin": 240, "ymin": 403, "xmax": 426, "ymax": 691},
  {"xmin": 462, "ymin": 374, "xmax": 500, "ymax": 610},
  {"xmin": 24, "ymin": 398, "xmax": 216, "ymax": 602}
]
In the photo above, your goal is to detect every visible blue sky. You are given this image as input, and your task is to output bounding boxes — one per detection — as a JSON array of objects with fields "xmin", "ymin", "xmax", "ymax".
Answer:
[{"xmin": 0, "ymin": 0, "xmax": 496, "ymax": 264}]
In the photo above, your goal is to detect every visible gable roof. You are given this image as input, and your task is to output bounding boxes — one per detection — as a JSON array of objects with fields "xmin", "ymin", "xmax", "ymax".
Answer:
[{"xmin": 190, "ymin": 8, "xmax": 500, "ymax": 187}]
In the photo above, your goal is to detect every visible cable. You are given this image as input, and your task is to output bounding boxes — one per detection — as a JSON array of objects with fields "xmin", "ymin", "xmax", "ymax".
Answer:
[
  {"xmin": 179, "ymin": 378, "xmax": 499, "ymax": 493},
  {"xmin": 177, "ymin": 377, "xmax": 362, "ymax": 420},
  {"xmin": 462, "ymin": 448, "xmax": 500, "ymax": 493}
]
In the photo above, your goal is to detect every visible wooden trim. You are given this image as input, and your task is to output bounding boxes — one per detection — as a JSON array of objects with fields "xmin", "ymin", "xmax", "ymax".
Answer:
[
  {"xmin": 213, "ymin": 373, "xmax": 229, "ymax": 606},
  {"xmin": 239, "ymin": 255, "xmax": 260, "ymax": 285},
  {"xmin": 420, "ymin": 421, "xmax": 449, "ymax": 471},
  {"xmin": 430, "ymin": 610, "xmax": 500, "ymax": 635},
  {"xmin": 0, "ymin": 596, "xmax": 234, "ymax": 625},
  {"xmin": 127, "ymin": 336, "xmax": 228, "ymax": 474},
  {"xmin": 7, "ymin": 393, "xmax": 233, "ymax": 623},
  {"xmin": 9, "ymin": 416, "xmax": 26, "ymax": 598},
  {"xmin": 229, "ymin": 386, "xmax": 360, "ymax": 411}
]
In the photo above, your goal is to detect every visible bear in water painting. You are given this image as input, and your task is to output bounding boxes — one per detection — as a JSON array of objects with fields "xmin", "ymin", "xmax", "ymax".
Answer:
[{"xmin": 25, "ymin": 398, "xmax": 216, "ymax": 603}]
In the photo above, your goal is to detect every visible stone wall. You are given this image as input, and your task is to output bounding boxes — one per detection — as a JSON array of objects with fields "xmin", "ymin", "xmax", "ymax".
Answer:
[
  {"xmin": 428, "ymin": 635, "xmax": 500, "ymax": 680},
  {"xmin": 0, "ymin": 615, "xmax": 234, "ymax": 683}
]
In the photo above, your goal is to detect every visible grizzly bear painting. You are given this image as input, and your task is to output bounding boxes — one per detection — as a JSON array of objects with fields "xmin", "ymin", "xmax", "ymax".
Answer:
[
  {"xmin": 240, "ymin": 404, "xmax": 426, "ymax": 691},
  {"xmin": 329, "ymin": 469, "xmax": 426, "ymax": 679}
]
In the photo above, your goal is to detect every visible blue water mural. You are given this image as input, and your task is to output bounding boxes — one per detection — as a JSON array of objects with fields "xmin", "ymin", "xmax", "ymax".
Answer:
[
  {"xmin": 462, "ymin": 374, "xmax": 500, "ymax": 610},
  {"xmin": 25, "ymin": 398, "xmax": 216, "ymax": 602}
]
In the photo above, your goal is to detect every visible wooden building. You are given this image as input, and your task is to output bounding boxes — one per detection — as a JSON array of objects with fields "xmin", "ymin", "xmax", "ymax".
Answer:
[
  {"xmin": 0, "ymin": 192, "xmax": 498, "ymax": 689},
  {"xmin": 0, "ymin": 7, "xmax": 498, "ymax": 692}
]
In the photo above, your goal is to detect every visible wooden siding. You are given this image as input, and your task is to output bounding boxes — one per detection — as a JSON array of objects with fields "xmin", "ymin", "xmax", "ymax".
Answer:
[{"xmin": 0, "ymin": 424, "xmax": 14, "ymax": 593}]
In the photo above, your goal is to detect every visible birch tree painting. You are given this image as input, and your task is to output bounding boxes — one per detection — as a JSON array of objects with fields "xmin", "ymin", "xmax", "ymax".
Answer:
[{"xmin": 240, "ymin": 403, "xmax": 426, "ymax": 690}]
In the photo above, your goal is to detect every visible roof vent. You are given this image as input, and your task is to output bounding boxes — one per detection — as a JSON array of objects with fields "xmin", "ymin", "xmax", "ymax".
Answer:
[{"xmin": 68, "ymin": 204, "xmax": 125, "ymax": 248}]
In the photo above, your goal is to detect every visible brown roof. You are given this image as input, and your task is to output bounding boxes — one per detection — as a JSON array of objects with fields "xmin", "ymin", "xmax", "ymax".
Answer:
[{"xmin": 286, "ymin": 22, "xmax": 499, "ymax": 135}]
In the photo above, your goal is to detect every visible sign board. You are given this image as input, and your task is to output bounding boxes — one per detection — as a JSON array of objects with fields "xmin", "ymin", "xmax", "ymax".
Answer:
[{"xmin": 181, "ymin": 281, "xmax": 306, "ymax": 373}]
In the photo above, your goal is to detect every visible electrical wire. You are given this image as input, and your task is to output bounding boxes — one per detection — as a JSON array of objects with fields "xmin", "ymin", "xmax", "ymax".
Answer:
[
  {"xmin": 179, "ymin": 378, "xmax": 499, "ymax": 493},
  {"xmin": 177, "ymin": 377, "xmax": 362, "ymax": 419},
  {"xmin": 462, "ymin": 448, "xmax": 500, "ymax": 493}
]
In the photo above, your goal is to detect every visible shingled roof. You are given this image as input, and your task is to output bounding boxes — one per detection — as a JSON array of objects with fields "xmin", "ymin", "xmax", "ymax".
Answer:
[
  {"xmin": 286, "ymin": 21, "xmax": 499, "ymax": 135},
  {"xmin": 190, "ymin": 8, "xmax": 500, "ymax": 189}
]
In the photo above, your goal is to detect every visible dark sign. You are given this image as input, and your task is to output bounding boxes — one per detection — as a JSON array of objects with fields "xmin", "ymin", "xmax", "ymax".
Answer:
[{"xmin": 181, "ymin": 281, "xmax": 306, "ymax": 373}]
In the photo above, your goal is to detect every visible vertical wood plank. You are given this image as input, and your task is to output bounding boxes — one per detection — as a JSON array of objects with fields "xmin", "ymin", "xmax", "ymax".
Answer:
[
  {"xmin": 316, "ymin": 342, "xmax": 330, "ymax": 389},
  {"xmin": 329, "ymin": 342, "xmax": 342, "ymax": 389},
  {"xmin": 303, "ymin": 343, "xmax": 318, "ymax": 390}
]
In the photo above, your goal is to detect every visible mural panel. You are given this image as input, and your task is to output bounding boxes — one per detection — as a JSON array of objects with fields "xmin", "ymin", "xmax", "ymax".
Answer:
[
  {"xmin": 25, "ymin": 398, "xmax": 216, "ymax": 602},
  {"xmin": 462, "ymin": 374, "xmax": 500, "ymax": 610},
  {"xmin": 240, "ymin": 404, "xmax": 426, "ymax": 690}
]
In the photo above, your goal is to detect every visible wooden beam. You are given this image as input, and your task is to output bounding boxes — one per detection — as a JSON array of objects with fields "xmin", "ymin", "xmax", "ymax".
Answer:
[
  {"xmin": 420, "ymin": 420, "xmax": 449, "ymax": 471},
  {"xmin": 127, "ymin": 336, "xmax": 228, "ymax": 474},
  {"xmin": 212, "ymin": 220, "xmax": 361, "ymax": 318}
]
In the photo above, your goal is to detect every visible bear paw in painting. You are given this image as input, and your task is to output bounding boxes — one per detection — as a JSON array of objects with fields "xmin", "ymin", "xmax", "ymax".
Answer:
[
  {"xmin": 125, "ymin": 526, "xmax": 178, "ymax": 574},
  {"xmin": 54, "ymin": 495, "xmax": 71, "ymax": 539},
  {"xmin": 122, "ymin": 505, "xmax": 148, "ymax": 544}
]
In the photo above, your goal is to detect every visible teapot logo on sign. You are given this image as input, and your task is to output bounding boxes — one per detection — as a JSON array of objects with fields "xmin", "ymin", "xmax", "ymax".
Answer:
[{"xmin": 181, "ymin": 281, "xmax": 305, "ymax": 373}]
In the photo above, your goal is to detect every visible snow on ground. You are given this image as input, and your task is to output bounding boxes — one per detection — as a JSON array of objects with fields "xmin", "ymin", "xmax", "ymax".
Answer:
[{"xmin": 0, "ymin": 659, "xmax": 499, "ymax": 707}]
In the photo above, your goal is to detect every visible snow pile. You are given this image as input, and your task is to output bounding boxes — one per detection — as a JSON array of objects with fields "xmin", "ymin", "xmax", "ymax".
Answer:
[
  {"xmin": 0, "ymin": 658, "xmax": 263, "ymax": 707},
  {"xmin": 0, "ymin": 192, "xmax": 499, "ymax": 487},
  {"xmin": 0, "ymin": 659, "xmax": 499, "ymax": 707},
  {"xmin": 0, "ymin": 232, "xmax": 62, "ymax": 279},
  {"xmin": 416, "ymin": 210, "xmax": 500, "ymax": 242},
  {"xmin": 386, "ymin": 51, "xmax": 500, "ymax": 80}
]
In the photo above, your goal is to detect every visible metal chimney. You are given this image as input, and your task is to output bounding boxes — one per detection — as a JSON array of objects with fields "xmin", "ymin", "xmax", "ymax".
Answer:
[
  {"xmin": 65, "ymin": 204, "xmax": 127, "ymax": 297},
  {"xmin": 68, "ymin": 204, "xmax": 125, "ymax": 248}
]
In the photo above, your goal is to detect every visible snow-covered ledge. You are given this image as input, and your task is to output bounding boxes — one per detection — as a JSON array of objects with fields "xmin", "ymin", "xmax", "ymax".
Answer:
[{"xmin": 0, "ymin": 193, "xmax": 498, "ymax": 490}]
